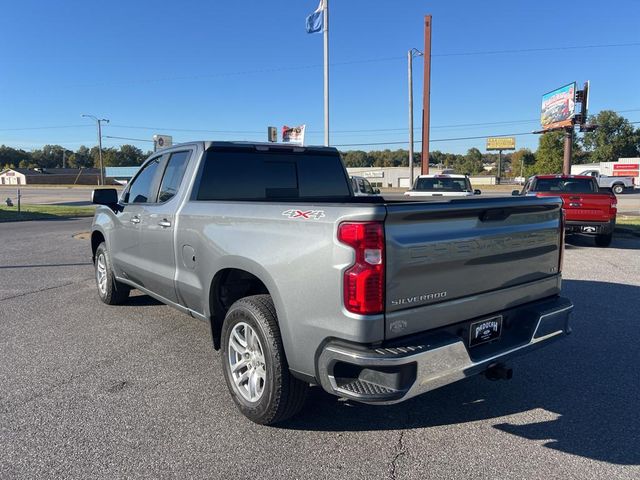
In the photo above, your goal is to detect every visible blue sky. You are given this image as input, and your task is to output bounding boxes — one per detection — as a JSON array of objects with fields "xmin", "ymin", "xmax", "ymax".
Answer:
[{"xmin": 0, "ymin": 0, "xmax": 638, "ymax": 154}]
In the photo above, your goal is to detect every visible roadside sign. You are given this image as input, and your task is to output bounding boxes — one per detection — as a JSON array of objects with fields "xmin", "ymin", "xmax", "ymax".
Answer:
[
  {"xmin": 153, "ymin": 134, "xmax": 173, "ymax": 150},
  {"xmin": 282, "ymin": 125, "xmax": 306, "ymax": 145},
  {"xmin": 613, "ymin": 163, "xmax": 639, "ymax": 170},
  {"xmin": 486, "ymin": 137, "xmax": 516, "ymax": 151},
  {"xmin": 363, "ymin": 171, "xmax": 384, "ymax": 178},
  {"xmin": 268, "ymin": 126, "xmax": 278, "ymax": 142}
]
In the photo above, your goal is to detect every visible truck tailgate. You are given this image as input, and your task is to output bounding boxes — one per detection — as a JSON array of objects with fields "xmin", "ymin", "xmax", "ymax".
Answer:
[
  {"xmin": 384, "ymin": 196, "xmax": 562, "ymax": 339},
  {"xmin": 536, "ymin": 192, "xmax": 612, "ymax": 222}
]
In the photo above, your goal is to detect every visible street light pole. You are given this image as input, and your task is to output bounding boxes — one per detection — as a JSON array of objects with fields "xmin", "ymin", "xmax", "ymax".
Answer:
[
  {"xmin": 82, "ymin": 114, "xmax": 109, "ymax": 185},
  {"xmin": 408, "ymin": 48, "xmax": 423, "ymax": 187}
]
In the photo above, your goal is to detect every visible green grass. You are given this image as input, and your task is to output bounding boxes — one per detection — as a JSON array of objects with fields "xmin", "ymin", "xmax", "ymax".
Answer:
[{"xmin": 0, "ymin": 204, "xmax": 95, "ymax": 222}]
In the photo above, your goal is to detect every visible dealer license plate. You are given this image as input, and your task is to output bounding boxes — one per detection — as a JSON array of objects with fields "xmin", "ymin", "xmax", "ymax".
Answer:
[{"xmin": 469, "ymin": 315, "xmax": 502, "ymax": 347}]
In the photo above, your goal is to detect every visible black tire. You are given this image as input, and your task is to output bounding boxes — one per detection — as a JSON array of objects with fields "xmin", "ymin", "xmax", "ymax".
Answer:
[
  {"xmin": 595, "ymin": 232, "xmax": 613, "ymax": 248},
  {"xmin": 220, "ymin": 295, "xmax": 308, "ymax": 425},
  {"xmin": 612, "ymin": 184, "xmax": 624, "ymax": 195},
  {"xmin": 94, "ymin": 242, "xmax": 130, "ymax": 305}
]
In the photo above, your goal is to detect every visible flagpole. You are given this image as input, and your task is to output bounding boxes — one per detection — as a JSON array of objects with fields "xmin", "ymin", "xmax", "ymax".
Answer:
[{"xmin": 323, "ymin": 0, "xmax": 329, "ymax": 146}]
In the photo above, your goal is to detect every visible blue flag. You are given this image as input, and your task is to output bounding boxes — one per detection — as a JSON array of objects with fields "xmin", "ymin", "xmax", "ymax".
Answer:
[{"xmin": 306, "ymin": 0, "xmax": 324, "ymax": 34}]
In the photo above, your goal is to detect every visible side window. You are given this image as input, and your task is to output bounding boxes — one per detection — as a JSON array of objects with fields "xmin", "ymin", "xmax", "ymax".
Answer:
[
  {"xmin": 125, "ymin": 158, "xmax": 162, "ymax": 204},
  {"xmin": 158, "ymin": 151, "xmax": 191, "ymax": 202}
]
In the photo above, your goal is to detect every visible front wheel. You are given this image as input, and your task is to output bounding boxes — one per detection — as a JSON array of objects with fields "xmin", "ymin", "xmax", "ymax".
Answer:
[
  {"xmin": 612, "ymin": 184, "xmax": 624, "ymax": 195},
  {"xmin": 95, "ymin": 242, "xmax": 130, "ymax": 304},
  {"xmin": 595, "ymin": 232, "xmax": 613, "ymax": 248},
  {"xmin": 221, "ymin": 295, "xmax": 308, "ymax": 425}
]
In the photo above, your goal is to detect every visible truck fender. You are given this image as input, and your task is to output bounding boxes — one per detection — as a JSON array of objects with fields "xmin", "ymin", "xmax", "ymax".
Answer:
[{"xmin": 205, "ymin": 257, "xmax": 292, "ymax": 356}]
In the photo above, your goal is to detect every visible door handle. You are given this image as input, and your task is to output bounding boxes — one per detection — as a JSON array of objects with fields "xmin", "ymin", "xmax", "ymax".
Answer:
[
  {"xmin": 158, "ymin": 219, "xmax": 172, "ymax": 228},
  {"xmin": 130, "ymin": 216, "xmax": 141, "ymax": 224}
]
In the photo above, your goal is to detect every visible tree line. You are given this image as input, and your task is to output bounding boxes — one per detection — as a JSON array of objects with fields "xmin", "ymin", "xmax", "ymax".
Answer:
[
  {"xmin": 0, "ymin": 144, "xmax": 150, "ymax": 171},
  {"xmin": 1, "ymin": 111, "xmax": 638, "ymax": 176},
  {"xmin": 342, "ymin": 111, "xmax": 639, "ymax": 176}
]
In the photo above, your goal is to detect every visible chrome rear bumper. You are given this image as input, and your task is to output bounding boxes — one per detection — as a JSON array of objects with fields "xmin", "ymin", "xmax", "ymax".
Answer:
[{"xmin": 317, "ymin": 296, "xmax": 573, "ymax": 404}]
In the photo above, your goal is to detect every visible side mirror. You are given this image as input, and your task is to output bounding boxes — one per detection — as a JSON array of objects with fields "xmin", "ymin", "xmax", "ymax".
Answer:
[
  {"xmin": 512, "ymin": 190, "xmax": 521, "ymax": 196},
  {"xmin": 92, "ymin": 188, "xmax": 119, "ymax": 206},
  {"xmin": 374, "ymin": 188, "xmax": 381, "ymax": 194},
  {"xmin": 474, "ymin": 189, "xmax": 481, "ymax": 195}
]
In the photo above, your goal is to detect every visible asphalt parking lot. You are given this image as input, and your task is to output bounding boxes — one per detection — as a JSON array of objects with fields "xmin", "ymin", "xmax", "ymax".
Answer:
[{"xmin": 1, "ymin": 218, "xmax": 639, "ymax": 479}]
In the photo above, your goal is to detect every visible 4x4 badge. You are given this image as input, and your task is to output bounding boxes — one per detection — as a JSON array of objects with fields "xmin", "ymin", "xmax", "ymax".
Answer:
[{"xmin": 282, "ymin": 209, "xmax": 325, "ymax": 220}]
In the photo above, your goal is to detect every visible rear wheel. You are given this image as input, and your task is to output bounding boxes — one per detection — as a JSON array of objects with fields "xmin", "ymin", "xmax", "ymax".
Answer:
[
  {"xmin": 612, "ymin": 184, "xmax": 624, "ymax": 195},
  {"xmin": 595, "ymin": 232, "xmax": 613, "ymax": 248},
  {"xmin": 221, "ymin": 295, "xmax": 308, "ymax": 425},
  {"xmin": 95, "ymin": 242, "xmax": 130, "ymax": 304}
]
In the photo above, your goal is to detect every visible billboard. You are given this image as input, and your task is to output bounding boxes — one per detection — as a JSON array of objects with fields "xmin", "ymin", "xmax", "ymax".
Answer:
[
  {"xmin": 282, "ymin": 125, "xmax": 306, "ymax": 145},
  {"xmin": 486, "ymin": 137, "xmax": 516, "ymax": 151},
  {"xmin": 541, "ymin": 83, "xmax": 576, "ymax": 130}
]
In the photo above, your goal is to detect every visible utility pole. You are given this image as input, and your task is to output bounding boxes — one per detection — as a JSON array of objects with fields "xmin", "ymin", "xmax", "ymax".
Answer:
[
  {"xmin": 81, "ymin": 114, "xmax": 109, "ymax": 185},
  {"xmin": 563, "ymin": 128, "xmax": 573, "ymax": 175},
  {"xmin": 323, "ymin": 0, "xmax": 330, "ymax": 146},
  {"xmin": 421, "ymin": 15, "xmax": 433, "ymax": 175},
  {"xmin": 408, "ymin": 48, "xmax": 423, "ymax": 186}
]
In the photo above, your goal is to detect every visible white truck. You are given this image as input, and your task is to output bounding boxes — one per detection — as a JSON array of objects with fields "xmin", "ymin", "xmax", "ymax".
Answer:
[
  {"xmin": 578, "ymin": 169, "xmax": 634, "ymax": 194},
  {"xmin": 404, "ymin": 174, "xmax": 481, "ymax": 198}
]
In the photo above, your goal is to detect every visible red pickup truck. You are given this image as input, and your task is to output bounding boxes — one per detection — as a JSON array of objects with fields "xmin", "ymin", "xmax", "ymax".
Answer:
[{"xmin": 515, "ymin": 175, "xmax": 617, "ymax": 247}]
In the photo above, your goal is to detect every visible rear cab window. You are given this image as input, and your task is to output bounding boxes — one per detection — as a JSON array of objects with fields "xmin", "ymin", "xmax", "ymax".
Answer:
[
  {"xmin": 196, "ymin": 147, "xmax": 351, "ymax": 201},
  {"xmin": 415, "ymin": 177, "xmax": 470, "ymax": 192},
  {"xmin": 532, "ymin": 178, "xmax": 598, "ymax": 193}
]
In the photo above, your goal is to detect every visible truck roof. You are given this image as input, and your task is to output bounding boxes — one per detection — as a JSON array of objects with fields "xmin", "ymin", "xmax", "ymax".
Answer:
[
  {"xmin": 154, "ymin": 140, "xmax": 341, "ymax": 155},
  {"xmin": 533, "ymin": 174, "xmax": 592, "ymax": 180},
  {"xmin": 203, "ymin": 141, "xmax": 339, "ymax": 154},
  {"xmin": 416, "ymin": 174, "xmax": 468, "ymax": 179}
]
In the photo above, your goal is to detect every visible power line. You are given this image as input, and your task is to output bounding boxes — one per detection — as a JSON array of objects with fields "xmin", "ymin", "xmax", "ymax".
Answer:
[
  {"xmin": 103, "ymin": 135, "xmax": 154, "ymax": 143},
  {"xmin": 5, "ymin": 108, "xmax": 639, "ymax": 134},
  {"xmin": 432, "ymin": 41, "xmax": 640, "ymax": 57},
  {"xmin": 334, "ymin": 132, "xmax": 535, "ymax": 147},
  {"xmin": 109, "ymin": 125, "xmax": 264, "ymax": 134},
  {"xmin": 0, "ymin": 124, "xmax": 92, "ymax": 132},
  {"xmin": 58, "ymin": 42, "xmax": 640, "ymax": 89}
]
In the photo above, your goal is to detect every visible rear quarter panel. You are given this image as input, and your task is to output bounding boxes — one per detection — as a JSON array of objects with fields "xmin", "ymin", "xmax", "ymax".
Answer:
[{"xmin": 175, "ymin": 201, "xmax": 387, "ymax": 377}]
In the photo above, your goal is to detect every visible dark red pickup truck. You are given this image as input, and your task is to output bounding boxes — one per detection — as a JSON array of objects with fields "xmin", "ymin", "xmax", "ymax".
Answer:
[{"xmin": 515, "ymin": 175, "xmax": 617, "ymax": 247}]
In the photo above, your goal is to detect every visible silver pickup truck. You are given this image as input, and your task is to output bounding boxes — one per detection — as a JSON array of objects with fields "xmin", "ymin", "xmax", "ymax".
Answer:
[
  {"xmin": 579, "ymin": 169, "xmax": 634, "ymax": 194},
  {"xmin": 91, "ymin": 141, "xmax": 573, "ymax": 424}
]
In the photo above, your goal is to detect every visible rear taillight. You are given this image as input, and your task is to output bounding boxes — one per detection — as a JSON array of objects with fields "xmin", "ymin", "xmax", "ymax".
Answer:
[
  {"xmin": 610, "ymin": 195, "xmax": 618, "ymax": 215},
  {"xmin": 558, "ymin": 209, "xmax": 565, "ymax": 273},
  {"xmin": 338, "ymin": 222, "xmax": 385, "ymax": 315}
]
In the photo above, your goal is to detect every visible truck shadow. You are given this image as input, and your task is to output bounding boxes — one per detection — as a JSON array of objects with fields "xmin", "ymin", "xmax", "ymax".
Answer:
[
  {"xmin": 281, "ymin": 279, "xmax": 640, "ymax": 466},
  {"xmin": 566, "ymin": 233, "xmax": 640, "ymax": 250}
]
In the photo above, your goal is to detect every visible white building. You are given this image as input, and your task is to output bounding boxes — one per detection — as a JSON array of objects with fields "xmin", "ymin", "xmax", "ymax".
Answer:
[
  {"xmin": 346, "ymin": 167, "xmax": 444, "ymax": 188},
  {"xmin": 0, "ymin": 168, "xmax": 32, "ymax": 185}
]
